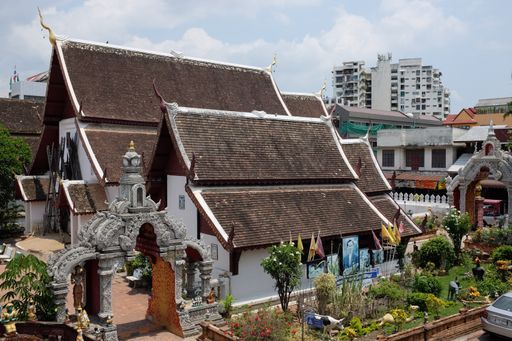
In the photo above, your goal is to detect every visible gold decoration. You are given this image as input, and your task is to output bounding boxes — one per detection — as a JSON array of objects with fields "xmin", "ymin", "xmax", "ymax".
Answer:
[
  {"xmin": 128, "ymin": 140, "xmax": 135, "ymax": 151},
  {"xmin": 38, "ymin": 7, "xmax": 57, "ymax": 47},
  {"xmin": 475, "ymin": 182, "xmax": 482, "ymax": 198},
  {"xmin": 27, "ymin": 300, "xmax": 37, "ymax": 321},
  {"xmin": 1, "ymin": 303, "xmax": 18, "ymax": 336}
]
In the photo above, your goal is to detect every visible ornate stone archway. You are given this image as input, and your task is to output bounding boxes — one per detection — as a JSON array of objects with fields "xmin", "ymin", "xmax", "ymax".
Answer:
[
  {"xmin": 447, "ymin": 125, "xmax": 512, "ymax": 221},
  {"xmin": 47, "ymin": 143, "xmax": 221, "ymax": 340}
]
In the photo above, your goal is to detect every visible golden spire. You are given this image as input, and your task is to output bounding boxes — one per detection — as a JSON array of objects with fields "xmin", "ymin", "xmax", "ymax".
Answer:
[
  {"xmin": 128, "ymin": 140, "xmax": 135, "ymax": 151},
  {"xmin": 266, "ymin": 54, "xmax": 277, "ymax": 73},
  {"xmin": 38, "ymin": 7, "xmax": 57, "ymax": 47}
]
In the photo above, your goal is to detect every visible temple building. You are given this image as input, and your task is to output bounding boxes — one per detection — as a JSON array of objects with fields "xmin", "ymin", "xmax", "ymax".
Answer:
[{"xmin": 17, "ymin": 37, "xmax": 421, "ymax": 305}]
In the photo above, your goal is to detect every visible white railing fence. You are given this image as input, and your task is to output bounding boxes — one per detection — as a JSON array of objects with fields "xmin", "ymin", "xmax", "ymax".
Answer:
[{"xmin": 392, "ymin": 192, "xmax": 449, "ymax": 216}]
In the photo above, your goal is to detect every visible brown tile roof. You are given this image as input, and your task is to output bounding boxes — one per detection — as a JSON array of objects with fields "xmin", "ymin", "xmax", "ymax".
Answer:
[
  {"xmin": 63, "ymin": 182, "xmax": 108, "ymax": 214},
  {"xmin": 16, "ymin": 176, "xmax": 49, "ymax": 201},
  {"xmin": 168, "ymin": 107, "xmax": 355, "ymax": 184},
  {"xmin": 82, "ymin": 125, "xmax": 157, "ymax": 183},
  {"xmin": 369, "ymin": 194, "xmax": 421, "ymax": 237},
  {"xmin": 60, "ymin": 40, "xmax": 289, "ymax": 124},
  {"xmin": 22, "ymin": 135, "xmax": 41, "ymax": 157},
  {"xmin": 384, "ymin": 171, "xmax": 444, "ymax": 182},
  {"xmin": 340, "ymin": 140, "xmax": 390, "ymax": 193},
  {"xmin": 192, "ymin": 184, "xmax": 389, "ymax": 249},
  {"xmin": 0, "ymin": 98, "xmax": 42, "ymax": 134},
  {"xmin": 282, "ymin": 93, "xmax": 327, "ymax": 118}
]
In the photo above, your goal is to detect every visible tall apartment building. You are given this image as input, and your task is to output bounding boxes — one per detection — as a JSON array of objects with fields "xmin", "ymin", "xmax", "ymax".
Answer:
[
  {"xmin": 332, "ymin": 55, "xmax": 450, "ymax": 119},
  {"xmin": 332, "ymin": 61, "xmax": 371, "ymax": 107}
]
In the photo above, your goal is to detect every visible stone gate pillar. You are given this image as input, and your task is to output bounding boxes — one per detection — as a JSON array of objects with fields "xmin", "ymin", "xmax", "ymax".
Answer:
[
  {"xmin": 459, "ymin": 182, "xmax": 467, "ymax": 213},
  {"xmin": 186, "ymin": 262, "xmax": 197, "ymax": 297},
  {"xmin": 97, "ymin": 253, "xmax": 123, "ymax": 319},
  {"xmin": 51, "ymin": 282, "xmax": 69, "ymax": 323},
  {"xmin": 506, "ymin": 181, "xmax": 512, "ymax": 217},
  {"xmin": 198, "ymin": 261, "xmax": 214, "ymax": 302}
]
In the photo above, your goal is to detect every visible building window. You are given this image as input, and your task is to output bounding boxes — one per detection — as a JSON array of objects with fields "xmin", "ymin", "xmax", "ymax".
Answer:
[
  {"xmin": 179, "ymin": 195, "xmax": 185, "ymax": 210},
  {"xmin": 431, "ymin": 149, "xmax": 446, "ymax": 168},
  {"xmin": 382, "ymin": 150, "xmax": 395, "ymax": 167},
  {"xmin": 406, "ymin": 149, "xmax": 424, "ymax": 170}
]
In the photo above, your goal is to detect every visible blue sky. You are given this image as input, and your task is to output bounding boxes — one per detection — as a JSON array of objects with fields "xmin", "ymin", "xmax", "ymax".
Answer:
[{"xmin": 1, "ymin": 0, "xmax": 511, "ymax": 112}]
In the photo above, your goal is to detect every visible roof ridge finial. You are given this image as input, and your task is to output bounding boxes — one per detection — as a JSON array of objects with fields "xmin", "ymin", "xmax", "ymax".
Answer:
[
  {"xmin": 152, "ymin": 78, "xmax": 168, "ymax": 114},
  {"xmin": 265, "ymin": 53, "xmax": 277, "ymax": 73},
  {"xmin": 318, "ymin": 80, "xmax": 327, "ymax": 98},
  {"xmin": 38, "ymin": 7, "xmax": 57, "ymax": 47}
]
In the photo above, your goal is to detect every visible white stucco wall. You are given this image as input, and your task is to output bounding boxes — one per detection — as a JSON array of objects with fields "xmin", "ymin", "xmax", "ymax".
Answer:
[
  {"xmin": 230, "ymin": 248, "xmax": 314, "ymax": 306},
  {"xmin": 27, "ymin": 201, "xmax": 45, "ymax": 234},
  {"xmin": 167, "ymin": 175, "xmax": 197, "ymax": 239}
]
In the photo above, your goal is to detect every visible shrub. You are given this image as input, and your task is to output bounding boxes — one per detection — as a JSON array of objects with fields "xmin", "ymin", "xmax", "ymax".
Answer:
[
  {"xmin": 491, "ymin": 245, "xmax": 512, "ymax": 264},
  {"xmin": 472, "ymin": 227, "xmax": 512, "ymax": 246},
  {"xmin": 129, "ymin": 253, "xmax": 152, "ymax": 284},
  {"xmin": 412, "ymin": 273, "xmax": 442, "ymax": 296},
  {"xmin": 229, "ymin": 307, "xmax": 297, "ymax": 340},
  {"xmin": 477, "ymin": 271, "xmax": 510, "ymax": 297},
  {"xmin": 330, "ymin": 280, "xmax": 365, "ymax": 318},
  {"xmin": 314, "ymin": 273, "xmax": 336, "ymax": 315},
  {"xmin": 368, "ymin": 278, "xmax": 404, "ymax": 310},
  {"xmin": 425, "ymin": 294, "xmax": 448, "ymax": 317},
  {"xmin": 412, "ymin": 236, "xmax": 456, "ymax": 270},
  {"xmin": 407, "ymin": 292, "xmax": 429, "ymax": 311}
]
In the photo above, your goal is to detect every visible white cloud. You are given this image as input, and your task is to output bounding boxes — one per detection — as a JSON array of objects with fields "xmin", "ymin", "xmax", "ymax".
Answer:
[{"xmin": 0, "ymin": 0, "xmax": 467, "ymax": 98}]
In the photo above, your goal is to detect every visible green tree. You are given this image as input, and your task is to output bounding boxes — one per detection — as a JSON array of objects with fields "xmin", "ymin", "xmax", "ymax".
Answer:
[
  {"xmin": 0, "ymin": 125, "xmax": 31, "ymax": 232},
  {"xmin": 442, "ymin": 208, "xmax": 471, "ymax": 263},
  {"xmin": 261, "ymin": 243, "xmax": 302, "ymax": 312},
  {"xmin": 0, "ymin": 254, "xmax": 56, "ymax": 321}
]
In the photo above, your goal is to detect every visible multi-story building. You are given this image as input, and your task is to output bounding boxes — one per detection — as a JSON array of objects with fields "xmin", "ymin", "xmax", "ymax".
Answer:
[
  {"xmin": 332, "ymin": 61, "xmax": 371, "ymax": 107},
  {"xmin": 8, "ymin": 71, "xmax": 47, "ymax": 101},
  {"xmin": 333, "ymin": 55, "xmax": 450, "ymax": 120}
]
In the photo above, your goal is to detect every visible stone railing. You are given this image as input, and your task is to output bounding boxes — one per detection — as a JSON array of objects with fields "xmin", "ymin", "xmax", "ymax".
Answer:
[
  {"xmin": 376, "ymin": 305, "xmax": 487, "ymax": 340},
  {"xmin": 392, "ymin": 192, "xmax": 449, "ymax": 216}
]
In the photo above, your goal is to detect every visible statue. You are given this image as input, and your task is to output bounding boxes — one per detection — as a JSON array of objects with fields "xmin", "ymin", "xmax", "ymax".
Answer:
[
  {"xmin": 77, "ymin": 307, "xmax": 90, "ymax": 330},
  {"xmin": 207, "ymin": 288, "xmax": 216, "ymax": 304},
  {"xmin": 1, "ymin": 303, "xmax": 18, "ymax": 336},
  {"xmin": 71, "ymin": 265, "xmax": 85, "ymax": 313},
  {"xmin": 447, "ymin": 278, "xmax": 460, "ymax": 301},
  {"xmin": 27, "ymin": 300, "xmax": 37, "ymax": 321},
  {"xmin": 472, "ymin": 257, "xmax": 485, "ymax": 281}
]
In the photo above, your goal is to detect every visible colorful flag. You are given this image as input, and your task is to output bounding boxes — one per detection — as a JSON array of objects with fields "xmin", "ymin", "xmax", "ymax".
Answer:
[
  {"xmin": 315, "ymin": 232, "xmax": 325, "ymax": 258},
  {"xmin": 381, "ymin": 223, "xmax": 396, "ymax": 245},
  {"xmin": 307, "ymin": 233, "xmax": 316, "ymax": 262},
  {"xmin": 371, "ymin": 229, "xmax": 382, "ymax": 250},
  {"xmin": 394, "ymin": 222, "xmax": 401, "ymax": 245},
  {"xmin": 398, "ymin": 221, "xmax": 405, "ymax": 234},
  {"xmin": 297, "ymin": 233, "xmax": 304, "ymax": 253}
]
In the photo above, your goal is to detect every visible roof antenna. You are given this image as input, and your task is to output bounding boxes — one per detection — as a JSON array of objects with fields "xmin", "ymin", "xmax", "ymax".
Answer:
[{"xmin": 152, "ymin": 79, "xmax": 167, "ymax": 114}]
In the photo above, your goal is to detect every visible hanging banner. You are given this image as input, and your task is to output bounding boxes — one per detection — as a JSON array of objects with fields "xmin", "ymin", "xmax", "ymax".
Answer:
[{"xmin": 342, "ymin": 235, "xmax": 359, "ymax": 276}]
